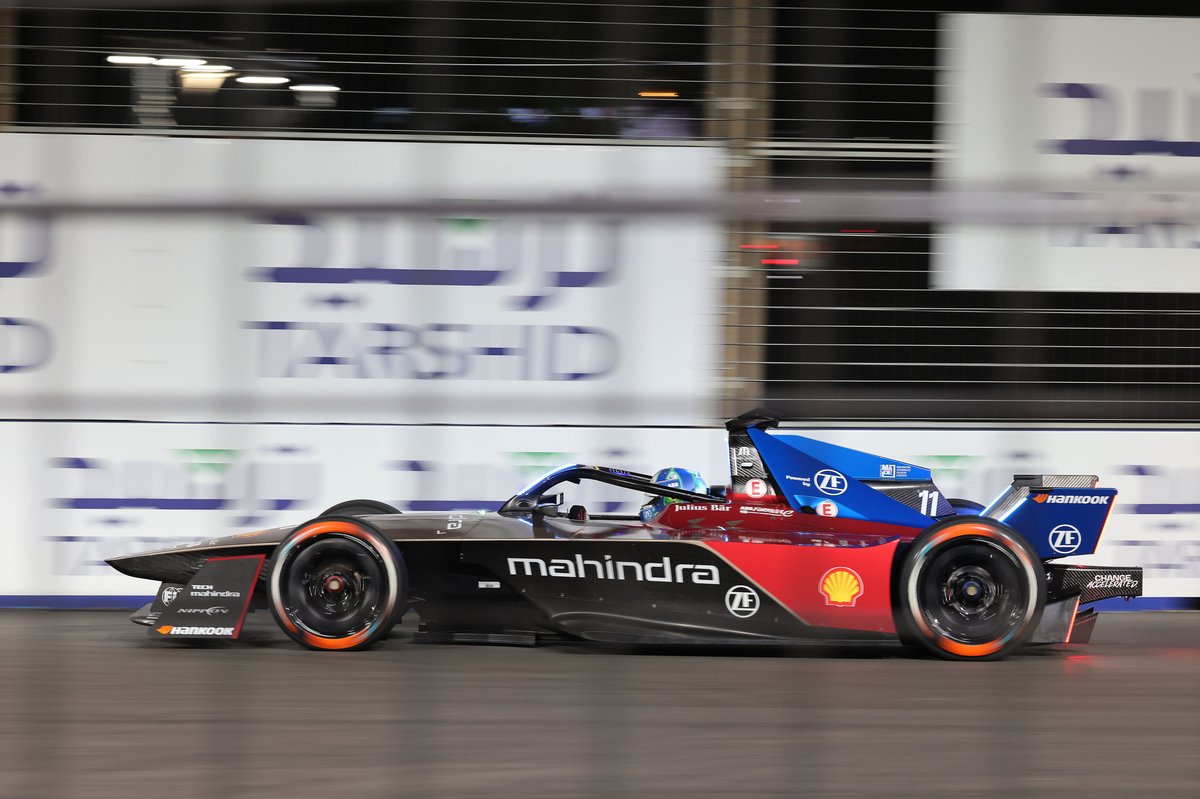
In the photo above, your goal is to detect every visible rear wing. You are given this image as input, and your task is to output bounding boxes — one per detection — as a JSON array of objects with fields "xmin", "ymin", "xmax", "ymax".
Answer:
[{"xmin": 984, "ymin": 475, "xmax": 1117, "ymax": 559}]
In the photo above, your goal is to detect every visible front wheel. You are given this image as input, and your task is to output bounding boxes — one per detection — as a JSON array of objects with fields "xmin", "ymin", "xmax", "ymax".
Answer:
[
  {"xmin": 897, "ymin": 518, "xmax": 1045, "ymax": 661},
  {"xmin": 267, "ymin": 516, "xmax": 408, "ymax": 651},
  {"xmin": 320, "ymin": 499, "xmax": 401, "ymax": 517}
]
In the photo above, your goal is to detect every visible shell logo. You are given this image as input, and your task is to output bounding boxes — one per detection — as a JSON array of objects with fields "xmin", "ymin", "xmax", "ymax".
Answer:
[{"xmin": 819, "ymin": 567, "xmax": 864, "ymax": 607}]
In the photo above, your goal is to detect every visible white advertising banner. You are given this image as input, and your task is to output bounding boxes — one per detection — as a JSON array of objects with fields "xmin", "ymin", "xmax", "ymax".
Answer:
[
  {"xmin": 7, "ymin": 421, "xmax": 1198, "ymax": 602},
  {"xmin": 937, "ymin": 14, "xmax": 1200, "ymax": 291},
  {"xmin": 0, "ymin": 133, "xmax": 722, "ymax": 424}
]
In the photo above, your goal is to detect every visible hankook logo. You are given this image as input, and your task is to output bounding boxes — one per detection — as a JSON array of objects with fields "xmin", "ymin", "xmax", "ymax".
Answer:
[
  {"xmin": 1032, "ymin": 494, "xmax": 1110, "ymax": 505},
  {"xmin": 155, "ymin": 625, "xmax": 235, "ymax": 636},
  {"xmin": 725, "ymin": 585, "xmax": 760, "ymax": 618},
  {"xmin": 506, "ymin": 554, "xmax": 719, "ymax": 584}
]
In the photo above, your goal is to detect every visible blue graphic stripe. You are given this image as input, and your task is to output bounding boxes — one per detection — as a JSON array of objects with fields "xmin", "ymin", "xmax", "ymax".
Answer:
[{"xmin": 1088, "ymin": 597, "xmax": 1200, "ymax": 612}]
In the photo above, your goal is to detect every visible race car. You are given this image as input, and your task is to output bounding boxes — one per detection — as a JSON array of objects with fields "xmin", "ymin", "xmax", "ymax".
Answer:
[{"xmin": 107, "ymin": 409, "xmax": 1142, "ymax": 660}]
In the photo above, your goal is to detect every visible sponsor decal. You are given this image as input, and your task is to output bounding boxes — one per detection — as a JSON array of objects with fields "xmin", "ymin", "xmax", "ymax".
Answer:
[
  {"xmin": 746, "ymin": 479, "xmax": 769, "ymax": 499},
  {"xmin": 49, "ymin": 446, "xmax": 320, "ymax": 527},
  {"xmin": 189, "ymin": 585, "xmax": 242, "ymax": 598},
  {"xmin": 820, "ymin": 567, "xmax": 864, "ymax": 607},
  {"xmin": 814, "ymin": 469, "xmax": 848, "ymax": 497},
  {"xmin": 784, "ymin": 474, "xmax": 812, "ymax": 486},
  {"xmin": 734, "ymin": 447, "xmax": 757, "ymax": 473},
  {"xmin": 506, "ymin": 554, "xmax": 719, "ymax": 584},
  {"xmin": 880, "ymin": 464, "xmax": 895, "ymax": 478},
  {"xmin": 248, "ymin": 213, "xmax": 621, "ymax": 311},
  {"xmin": 160, "ymin": 586, "xmax": 182, "ymax": 607},
  {"xmin": 674, "ymin": 504, "xmax": 730, "ymax": 512},
  {"xmin": 244, "ymin": 321, "xmax": 618, "ymax": 382},
  {"xmin": 1032, "ymin": 493, "xmax": 1111, "ymax": 505},
  {"xmin": 725, "ymin": 585, "xmax": 760, "ymax": 618},
  {"xmin": 176, "ymin": 607, "xmax": 230, "ymax": 616},
  {"xmin": 0, "ymin": 317, "xmax": 52, "ymax": 373},
  {"xmin": 1049, "ymin": 524, "xmax": 1082, "ymax": 555},
  {"xmin": 155, "ymin": 625, "xmax": 235, "ymax": 636},
  {"xmin": 1085, "ymin": 573, "xmax": 1139, "ymax": 591},
  {"xmin": 739, "ymin": 505, "xmax": 795, "ymax": 518},
  {"xmin": 477, "ymin": 581, "xmax": 501, "ymax": 589},
  {"xmin": 815, "ymin": 500, "xmax": 839, "ymax": 518}
]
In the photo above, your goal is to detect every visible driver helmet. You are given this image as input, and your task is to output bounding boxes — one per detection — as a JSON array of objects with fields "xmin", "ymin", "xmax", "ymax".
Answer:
[{"xmin": 639, "ymin": 467, "xmax": 709, "ymax": 522}]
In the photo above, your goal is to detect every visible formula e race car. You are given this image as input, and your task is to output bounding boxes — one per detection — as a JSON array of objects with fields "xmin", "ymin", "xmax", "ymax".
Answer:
[{"xmin": 107, "ymin": 409, "xmax": 1142, "ymax": 660}]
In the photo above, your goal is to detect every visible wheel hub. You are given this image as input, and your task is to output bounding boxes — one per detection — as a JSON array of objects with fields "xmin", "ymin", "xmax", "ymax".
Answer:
[
  {"xmin": 306, "ymin": 559, "xmax": 368, "ymax": 617},
  {"xmin": 944, "ymin": 565, "xmax": 997, "ymax": 617}
]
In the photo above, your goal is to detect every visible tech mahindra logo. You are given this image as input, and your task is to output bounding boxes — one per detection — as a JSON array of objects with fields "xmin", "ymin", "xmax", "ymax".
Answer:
[
  {"xmin": 1032, "ymin": 493, "xmax": 1110, "ymax": 505},
  {"xmin": 507, "ymin": 554, "xmax": 719, "ymax": 584}
]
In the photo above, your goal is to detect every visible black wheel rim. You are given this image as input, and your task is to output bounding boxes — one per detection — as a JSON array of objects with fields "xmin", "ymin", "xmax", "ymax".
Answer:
[
  {"xmin": 917, "ymin": 538, "xmax": 1029, "ymax": 647},
  {"xmin": 280, "ymin": 534, "xmax": 386, "ymax": 639}
]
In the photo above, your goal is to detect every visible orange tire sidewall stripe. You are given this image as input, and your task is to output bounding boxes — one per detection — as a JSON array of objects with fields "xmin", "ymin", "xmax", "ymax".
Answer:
[
  {"xmin": 907, "ymin": 523, "xmax": 1038, "ymax": 658},
  {"xmin": 270, "ymin": 520, "xmax": 395, "ymax": 647}
]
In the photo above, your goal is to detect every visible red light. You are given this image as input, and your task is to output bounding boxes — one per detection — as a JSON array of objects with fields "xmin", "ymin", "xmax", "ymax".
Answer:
[
  {"xmin": 761, "ymin": 258, "xmax": 800, "ymax": 266},
  {"xmin": 1064, "ymin": 597, "xmax": 1082, "ymax": 643},
  {"xmin": 739, "ymin": 243, "xmax": 780, "ymax": 250}
]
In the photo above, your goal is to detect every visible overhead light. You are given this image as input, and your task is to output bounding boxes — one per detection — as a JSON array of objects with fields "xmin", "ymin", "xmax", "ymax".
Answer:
[
  {"xmin": 180, "ymin": 71, "xmax": 232, "ymax": 91},
  {"xmin": 154, "ymin": 57, "xmax": 207, "ymax": 68},
  {"xmin": 236, "ymin": 76, "xmax": 290, "ymax": 85},
  {"xmin": 638, "ymin": 91, "xmax": 679, "ymax": 98},
  {"xmin": 106, "ymin": 55, "xmax": 155, "ymax": 65},
  {"xmin": 181, "ymin": 64, "xmax": 233, "ymax": 73},
  {"xmin": 290, "ymin": 84, "xmax": 340, "ymax": 92}
]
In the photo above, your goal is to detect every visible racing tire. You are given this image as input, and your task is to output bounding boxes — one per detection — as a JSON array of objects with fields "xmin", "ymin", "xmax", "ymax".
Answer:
[
  {"xmin": 320, "ymin": 499, "xmax": 401, "ymax": 517},
  {"xmin": 897, "ymin": 517, "xmax": 1046, "ymax": 661},
  {"xmin": 947, "ymin": 498, "xmax": 985, "ymax": 516},
  {"xmin": 267, "ymin": 516, "xmax": 408, "ymax": 651}
]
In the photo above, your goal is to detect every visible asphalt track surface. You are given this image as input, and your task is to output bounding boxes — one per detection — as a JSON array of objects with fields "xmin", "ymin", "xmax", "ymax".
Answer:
[{"xmin": 2, "ymin": 611, "xmax": 1199, "ymax": 799}]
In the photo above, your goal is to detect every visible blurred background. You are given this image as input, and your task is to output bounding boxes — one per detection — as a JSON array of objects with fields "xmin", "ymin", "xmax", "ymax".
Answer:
[
  {"xmin": 1, "ymin": 0, "xmax": 1195, "ymax": 600},
  {"xmin": 1, "ymin": 2, "xmax": 1199, "ymax": 795}
]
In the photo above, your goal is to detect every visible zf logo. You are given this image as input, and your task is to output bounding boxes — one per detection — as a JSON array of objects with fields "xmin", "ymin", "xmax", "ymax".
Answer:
[
  {"xmin": 1049, "ymin": 524, "xmax": 1082, "ymax": 555},
  {"xmin": 725, "ymin": 585, "xmax": 760, "ymax": 618},
  {"xmin": 814, "ymin": 469, "xmax": 848, "ymax": 497}
]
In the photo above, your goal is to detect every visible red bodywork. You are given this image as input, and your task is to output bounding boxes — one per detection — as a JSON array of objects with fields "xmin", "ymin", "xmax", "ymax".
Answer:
[{"xmin": 650, "ymin": 499, "xmax": 925, "ymax": 634}]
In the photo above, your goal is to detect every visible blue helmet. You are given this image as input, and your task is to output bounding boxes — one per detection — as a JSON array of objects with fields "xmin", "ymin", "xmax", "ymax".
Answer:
[{"xmin": 639, "ymin": 467, "xmax": 709, "ymax": 522}]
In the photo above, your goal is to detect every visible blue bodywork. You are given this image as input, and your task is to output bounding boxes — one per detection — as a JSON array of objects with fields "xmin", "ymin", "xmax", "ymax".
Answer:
[
  {"xmin": 749, "ymin": 428, "xmax": 1116, "ymax": 560},
  {"xmin": 749, "ymin": 428, "xmax": 936, "ymax": 527}
]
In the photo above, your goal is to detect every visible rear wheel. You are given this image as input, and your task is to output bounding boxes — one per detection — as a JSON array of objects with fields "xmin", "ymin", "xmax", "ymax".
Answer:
[
  {"xmin": 948, "ymin": 498, "xmax": 985, "ymax": 515},
  {"xmin": 267, "ymin": 516, "xmax": 408, "ymax": 651},
  {"xmin": 320, "ymin": 499, "xmax": 401, "ymax": 517},
  {"xmin": 898, "ymin": 518, "xmax": 1045, "ymax": 661}
]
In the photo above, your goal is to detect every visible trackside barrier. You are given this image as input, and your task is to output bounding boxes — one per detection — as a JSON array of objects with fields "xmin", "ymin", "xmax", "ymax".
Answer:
[{"xmin": 2, "ymin": 422, "xmax": 1197, "ymax": 606}]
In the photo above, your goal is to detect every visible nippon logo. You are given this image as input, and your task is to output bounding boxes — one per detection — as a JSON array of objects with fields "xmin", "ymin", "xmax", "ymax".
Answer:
[
  {"xmin": 1048, "ymin": 524, "xmax": 1082, "ymax": 555},
  {"xmin": 1032, "ymin": 494, "xmax": 1110, "ymax": 505},
  {"xmin": 725, "ymin": 585, "xmax": 760, "ymax": 618},
  {"xmin": 814, "ymin": 469, "xmax": 848, "ymax": 497}
]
